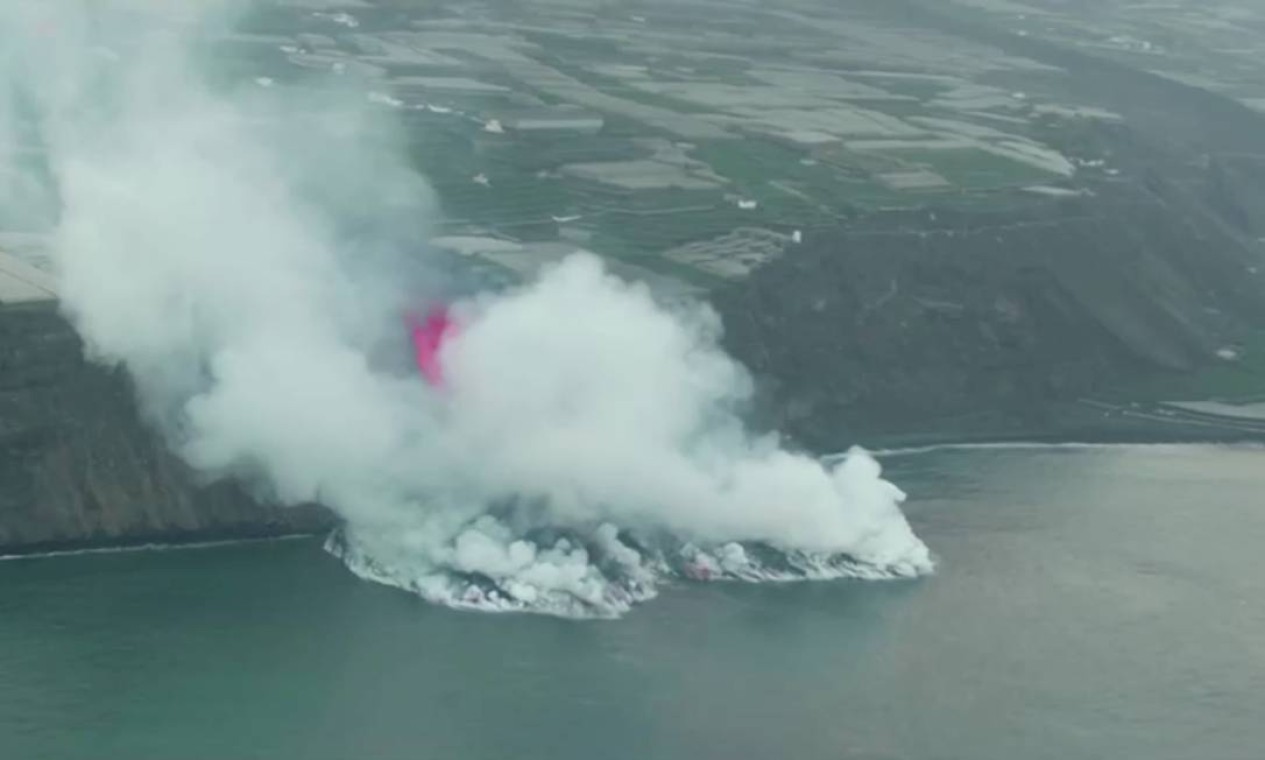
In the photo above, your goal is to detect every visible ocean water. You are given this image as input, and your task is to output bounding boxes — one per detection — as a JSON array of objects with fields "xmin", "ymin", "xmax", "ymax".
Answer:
[{"xmin": 1, "ymin": 444, "xmax": 1262, "ymax": 760}]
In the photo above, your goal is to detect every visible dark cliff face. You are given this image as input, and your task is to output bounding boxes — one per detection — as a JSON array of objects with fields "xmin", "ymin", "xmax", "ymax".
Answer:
[
  {"xmin": 699, "ymin": 0, "xmax": 1265, "ymax": 450},
  {"xmin": 3, "ymin": 184, "xmax": 1262, "ymax": 549},
  {"xmin": 715, "ymin": 175, "xmax": 1265, "ymax": 446},
  {"xmin": 0, "ymin": 305, "xmax": 333, "ymax": 553}
]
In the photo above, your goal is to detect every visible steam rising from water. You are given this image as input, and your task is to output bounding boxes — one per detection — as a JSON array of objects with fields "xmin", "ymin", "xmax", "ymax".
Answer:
[{"xmin": 2, "ymin": 1, "xmax": 931, "ymax": 616}]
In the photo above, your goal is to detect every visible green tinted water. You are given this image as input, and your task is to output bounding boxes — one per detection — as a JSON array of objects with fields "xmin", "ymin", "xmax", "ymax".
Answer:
[{"xmin": 2, "ymin": 445, "xmax": 1262, "ymax": 760}]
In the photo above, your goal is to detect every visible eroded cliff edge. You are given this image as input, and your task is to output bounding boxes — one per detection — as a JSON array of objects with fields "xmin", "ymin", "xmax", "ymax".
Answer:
[
  {"xmin": 715, "ymin": 172, "xmax": 1265, "ymax": 446},
  {"xmin": 4, "ymin": 183, "xmax": 1264, "ymax": 553},
  {"xmin": 0, "ymin": 304, "xmax": 333, "ymax": 554}
]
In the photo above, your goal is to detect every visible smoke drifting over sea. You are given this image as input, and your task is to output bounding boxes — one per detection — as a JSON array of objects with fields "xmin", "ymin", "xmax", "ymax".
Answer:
[{"xmin": 1, "ymin": 1, "xmax": 931, "ymax": 616}]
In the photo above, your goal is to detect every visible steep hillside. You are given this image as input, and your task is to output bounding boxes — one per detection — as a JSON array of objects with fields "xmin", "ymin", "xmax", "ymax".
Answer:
[
  {"xmin": 716, "ymin": 168, "xmax": 1265, "ymax": 445},
  {"xmin": 0, "ymin": 305, "xmax": 332, "ymax": 553}
]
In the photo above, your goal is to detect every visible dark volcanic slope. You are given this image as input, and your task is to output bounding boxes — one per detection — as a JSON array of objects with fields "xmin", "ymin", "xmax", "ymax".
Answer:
[
  {"xmin": 716, "ymin": 170, "xmax": 1265, "ymax": 445},
  {"xmin": 0, "ymin": 305, "xmax": 333, "ymax": 553},
  {"xmin": 5, "ymin": 1, "xmax": 1265, "ymax": 550},
  {"xmin": 711, "ymin": 3, "xmax": 1265, "ymax": 447}
]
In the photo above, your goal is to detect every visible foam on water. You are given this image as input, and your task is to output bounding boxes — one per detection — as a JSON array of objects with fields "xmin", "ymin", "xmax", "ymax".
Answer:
[
  {"xmin": 320, "ymin": 444, "xmax": 933, "ymax": 619},
  {"xmin": 327, "ymin": 508, "xmax": 928, "ymax": 619}
]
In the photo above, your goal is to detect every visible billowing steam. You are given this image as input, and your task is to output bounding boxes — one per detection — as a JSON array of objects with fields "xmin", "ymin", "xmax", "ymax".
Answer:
[{"xmin": 2, "ymin": 1, "xmax": 931, "ymax": 616}]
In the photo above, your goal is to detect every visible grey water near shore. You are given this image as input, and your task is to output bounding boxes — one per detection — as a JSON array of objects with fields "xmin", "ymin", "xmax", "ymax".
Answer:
[{"xmin": 2, "ymin": 444, "xmax": 1262, "ymax": 760}]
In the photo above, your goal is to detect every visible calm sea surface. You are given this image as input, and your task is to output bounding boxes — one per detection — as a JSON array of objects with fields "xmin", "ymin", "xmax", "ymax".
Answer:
[{"xmin": 2, "ymin": 444, "xmax": 1262, "ymax": 760}]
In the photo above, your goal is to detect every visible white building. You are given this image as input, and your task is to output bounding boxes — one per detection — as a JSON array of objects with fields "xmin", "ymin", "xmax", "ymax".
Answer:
[
  {"xmin": 497, "ymin": 108, "xmax": 605, "ymax": 135},
  {"xmin": 0, "ymin": 248, "xmax": 56, "ymax": 305}
]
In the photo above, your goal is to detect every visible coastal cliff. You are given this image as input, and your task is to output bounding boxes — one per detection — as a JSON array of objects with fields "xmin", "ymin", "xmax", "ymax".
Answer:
[
  {"xmin": 6, "ymin": 152, "xmax": 1265, "ymax": 551},
  {"xmin": 4, "ymin": 192, "xmax": 1263, "ymax": 551},
  {"xmin": 0, "ymin": 304, "xmax": 332, "ymax": 554},
  {"xmin": 6, "ymin": 13, "xmax": 1265, "ymax": 552},
  {"xmin": 715, "ymin": 176, "xmax": 1265, "ymax": 445}
]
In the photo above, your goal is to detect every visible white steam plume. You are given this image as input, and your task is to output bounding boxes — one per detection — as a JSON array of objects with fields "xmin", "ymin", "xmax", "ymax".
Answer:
[{"xmin": 1, "ymin": 1, "xmax": 931, "ymax": 617}]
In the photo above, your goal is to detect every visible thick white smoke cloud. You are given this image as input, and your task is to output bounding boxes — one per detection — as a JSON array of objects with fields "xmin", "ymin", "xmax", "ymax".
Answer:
[{"xmin": 2, "ymin": 1, "xmax": 931, "ymax": 617}]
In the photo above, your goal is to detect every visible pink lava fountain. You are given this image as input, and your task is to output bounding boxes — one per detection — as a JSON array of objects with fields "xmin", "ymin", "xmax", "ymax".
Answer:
[{"xmin": 407, "ymin": 306, "xmax": 456, "ymax": 388}]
